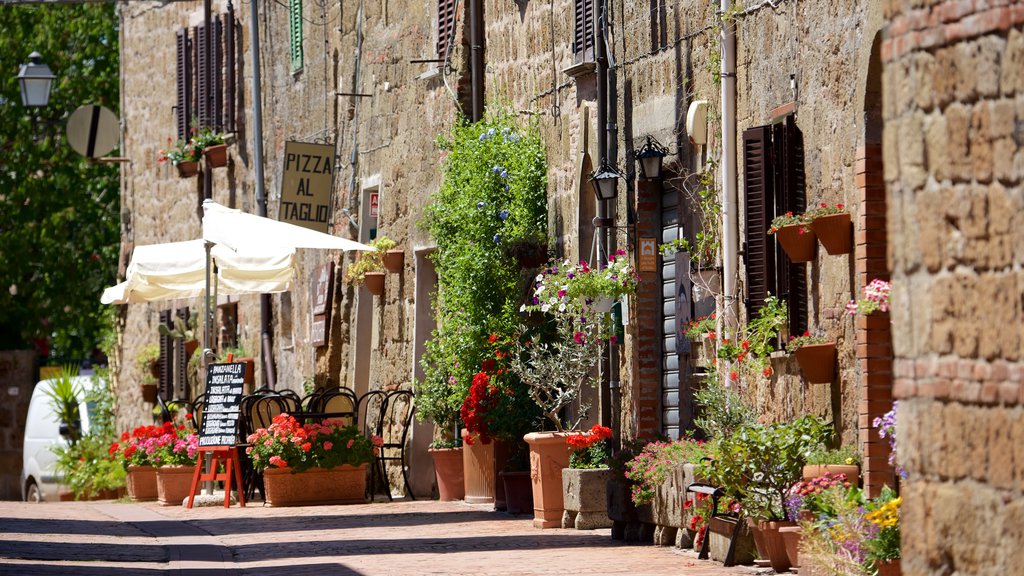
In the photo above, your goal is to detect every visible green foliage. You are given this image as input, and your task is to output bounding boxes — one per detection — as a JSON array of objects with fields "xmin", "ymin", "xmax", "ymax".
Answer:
[
  {"xmin": 0, "ymin": 4, "xmax": 120, "ymax": 360},
  {"xmin": 157, "ymin": 137, "xmax": 201, "ymax": 165},
  {"xmin": 704, "ymin": 416, "xmax": 831, "ymax": 521},
  {"xmin": 625, "ymin": 437, "xmax": 710, "ymax": 505},
  {"xmin": 745, "ymin": 294, "xmax": 787, "ymax": 358},
  {"xmin": 345, "ymin": 235, "xmax": 396, "ymax": 284},
  {"xmin": 694, "ymin": 377, "xmax": 755, "ymax": 439},
  {"xmin": 658, "ymin": 159, "xmax": 721, "ymax": 267},
  {"xmin": 43, "ymin": 366, "xmax": 84, "ymax": 445},
  {"xmin": 684, "ymin": 314, "xmax": 716, "ymax": 340},
  {"xmin": 786, "ymin": 331, "xmax": 830, "ymax": 353},
  {"xmin": 53, "ymin": 373, "xmax": 124, "ymax": 499},
  {"xmin": 806, "ymin": 445, "xmax": 862, "ymax": 466},
  {"xmin": 158, "ymin": 316, "xmax": 197, "ymax": 341},
  {"xmin": 417, "ymin": 110, "xmax": 548, "ymax": 431}
]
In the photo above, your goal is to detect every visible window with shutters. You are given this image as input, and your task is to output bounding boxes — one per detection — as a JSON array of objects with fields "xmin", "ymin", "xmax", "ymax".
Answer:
[
  {"xmin": 437, "ymin": 0, "xmax": 456, "ymax": 59},
  {"xmin": 573, "ymin": 0, "xmax": 595, "ymax": 63},
  {"xmin": 158, "ymin": 310, "xmax": 174, "ymax": 401},
  {"xmin": 175, "ymin": 7, "xmax": 239, "ymax": 141},
  {"xmin": 289, "ymin": 0, "xmax": 303, "ymax": 72},
  {"xmin": 742, "ymin": 115, "xmax": 807, "ymax": 339}
]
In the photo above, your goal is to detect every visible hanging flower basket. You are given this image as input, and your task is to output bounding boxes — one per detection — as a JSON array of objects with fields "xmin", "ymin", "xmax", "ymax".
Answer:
[
  {"xmin": 176, "ymin": 160, "xmax": 199, "ymax": 178},
  {"xmin": 363, "ymin": 271, "xmax": 385, "ymax": 295},
  {"xmin": 383, "ymin": 249, "xmax": 404, "ymax": 273},
  {"xmin": 811, "ymin": 212, "xmax": 852, "ymax": 255},
  {"xmin": 774, "ymin": 224, "xmax": 817, "ymax": 263},
  {"xmin": 203, "ymin": 143, "xmax": 229, "ymax": 168},
  {"xmin": 794, "ymin": 342, "xmax": 837, "ymax": 383}
]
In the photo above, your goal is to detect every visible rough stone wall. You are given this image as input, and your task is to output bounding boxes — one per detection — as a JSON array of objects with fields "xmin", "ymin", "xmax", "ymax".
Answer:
[{"xmin": 883, "ymin": 1, "xmax": 1024, "ymax": 574}]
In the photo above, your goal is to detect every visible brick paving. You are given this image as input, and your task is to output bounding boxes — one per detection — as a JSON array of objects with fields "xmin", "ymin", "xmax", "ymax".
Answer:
[{"xmin": 0, "ymin": 498, "xmax": 770, "ymax": 575}]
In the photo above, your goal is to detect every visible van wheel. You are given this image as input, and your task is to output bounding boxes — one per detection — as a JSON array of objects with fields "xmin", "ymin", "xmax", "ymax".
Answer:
[{"xmin": 25, "ymin": 481, "xmax": 41, "ymax": 503}]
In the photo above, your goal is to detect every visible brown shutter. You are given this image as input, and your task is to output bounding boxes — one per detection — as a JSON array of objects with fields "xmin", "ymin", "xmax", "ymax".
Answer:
[
  {"xmin": 437, "ymin": 0, "xmax": 456, "ymax": 58},
  {"xmin": 175, "ymin": 30, "xmax": 192, "ymax": 142},
  {"xmin": 573, "ymin": 0, "xmax": 595, "ymax": 63},
  {"xmin": 213, "ymin": 18, "xmax": 223, "ymax": 131},
  {"xmin": 742, "ymin": 125, "xmax": 776, "ymax": 317},
  {"xmin": 159, "ymin": 310, "xmax": 173, "ymax": 401},
  {"xmin": 775, "ymin": 116, "xmax": 808, "ymax": 337},
  {"xmin": 174, "ymin": 308, "xmax": 192, "ymax": 400},
  {"xmin": 224, "ymin": 9, "xmax": 236, "ymax": 133},
  {"xmin": 196, "ymin": 23, "xmax": 210, "ymax": 129}
]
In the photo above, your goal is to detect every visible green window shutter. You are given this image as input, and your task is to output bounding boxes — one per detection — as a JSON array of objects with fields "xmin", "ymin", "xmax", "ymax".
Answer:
[{"xmin": 289, "ymin": 0, "xmax": 303, "ymax": 72}]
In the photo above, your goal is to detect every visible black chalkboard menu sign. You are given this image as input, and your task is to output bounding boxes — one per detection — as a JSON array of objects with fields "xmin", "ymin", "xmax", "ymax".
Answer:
[{"xmin": 198, "ymin": 362, "xmax": 246, "ymax": 447}]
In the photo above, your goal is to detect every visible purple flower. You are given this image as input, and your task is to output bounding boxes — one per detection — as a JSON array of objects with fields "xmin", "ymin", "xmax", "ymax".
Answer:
[
  {"xmin": 499, "ymin": 209, "xmax": 509, "ymax": 221},
  {"xmin": 477, "ymin": 201, "xmax": 486, "ymax": 208},
  {"xmin": 493, "ymin": 234, "xmax": 501, "ymax": 244}
]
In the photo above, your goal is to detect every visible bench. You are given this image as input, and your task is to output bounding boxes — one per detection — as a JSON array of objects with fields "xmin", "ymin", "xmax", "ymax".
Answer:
[{"xmin": 685, "ymin": 482, "xmax": 745, "ymax": 566}]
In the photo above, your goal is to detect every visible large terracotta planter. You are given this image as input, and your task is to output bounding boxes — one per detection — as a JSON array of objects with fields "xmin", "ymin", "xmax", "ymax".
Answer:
[
  {"xmin": 562, "ymin": 467, "xmax": 613, "ymax": 530},
  {"xmin": 157, "ymin": 466, "xmax": 195, "ymax": 506},
  {"xmin": 774, "ymin": 224, "xmax": 817, "ymax": 263},
  {"xmin": 461, "ymin": 430, "xmax": 509, "ymax": 507},
  {"xmin": 383, "ymin": 249, "xmax": 404, "ymax": 273},
  {"xmin": 363, "ymin": 272, "xmax": 385, "ymax": 296},
  {"xmin": 428, "ymin": 447, "xmax": 465, "ymax": 501},
  {"xmin": 203, "ymin": 143, "xmax": 228, "ymax": 168},
  {"xmin": 126, "ymin": 465, "xmax": 159, "ymax": 502},
  {"xmin": 803, "ymin": 464, "xmax": 860, "ymax": 486},
  {"xmin": 750, "ymin": 519, "xmax": 796, "ymax": 573},
  {"xmin": 876, "ymin": 559, "xmax": 902, "ymax": 576},
  {"xmin": 500, "ymin": 470, "xmax": 534, "ymax": 515},
  {"xmin": 811, "ymin": 212, "xmax": 852, "ymax": 255},
  {"xmin": 524, "ymin": 431, "xmax": 572, "ymax": 529},
  {"xmin": 779, "ymin": 525, "xmax": 801, "ymax": 568},
  {"xmin": 794, "ymin": 342, "xmax": 837, "ymax": 383},
  {"xmin": 263, "ymin": 464, "xmax": 368, "ymax": 506}
]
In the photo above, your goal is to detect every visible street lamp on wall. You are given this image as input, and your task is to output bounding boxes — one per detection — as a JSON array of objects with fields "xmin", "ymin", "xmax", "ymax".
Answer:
[
  {"xmin": 635, "ymin": 135, "xmax": 668, "ymax": 180},
  {"xmin": 590, "ymin": 162, "xmax": 623, "ymax": 201},
  {"xmin": 18, "ymin": 52, "xmax": 55, "ymax": 108}
]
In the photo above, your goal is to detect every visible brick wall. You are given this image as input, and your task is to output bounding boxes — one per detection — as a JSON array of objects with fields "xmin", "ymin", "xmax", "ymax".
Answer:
[{"xmin": 883, "ymin": 0, "xmax": 1024, "ymax": 573}]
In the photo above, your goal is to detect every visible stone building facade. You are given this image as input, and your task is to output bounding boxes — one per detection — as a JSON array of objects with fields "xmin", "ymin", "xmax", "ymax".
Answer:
[{"xmin": 113, "ymin": 0, "xmax": 904, "ymax": 503}]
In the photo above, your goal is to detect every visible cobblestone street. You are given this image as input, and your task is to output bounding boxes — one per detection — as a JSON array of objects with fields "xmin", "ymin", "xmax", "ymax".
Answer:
[{"xmin": 0, "ymin": 499, "xmax": 769, "ymax": 575}]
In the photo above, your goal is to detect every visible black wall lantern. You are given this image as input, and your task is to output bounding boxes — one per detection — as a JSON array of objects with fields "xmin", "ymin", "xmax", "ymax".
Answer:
[
  {"xmin": 635, "ymin": 135, "xmax": 668, "ymax": 180},
  {"xmin": 18, "ymin": 52, "xmax": 55, "ymax": 108},
  {"xmin": 590, "ymin": 162, "xmax": 623, "ymax": 201}
]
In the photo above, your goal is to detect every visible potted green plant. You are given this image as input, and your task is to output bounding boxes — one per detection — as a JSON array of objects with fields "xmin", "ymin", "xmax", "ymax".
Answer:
[
  {"xmin": 803, "ymin": 445, "xmax": 862, "ymax": 485},
  {"xmin": 768, "ymin": 211, "xmax": 816, "ymax": 262},
  {"xmin": 786, "ymin": 331, "xmax": 836, "ymax": 383},
  {"xmin": 345, "ymin": 236, "xmax": 396, "ymax": 295},
  {"xmin": 158, "ymin": 315, "xmax": 200, "ymax": 363},
  {"xmin": 806, "ymin": 202, "xmax": 851, "ymax": 255},
  {"xmin": 192, "ymin": 127, "xmax": 229, "ymax": 167},
  {"xmin": 157, "ymin": 137, "xmax": 202, "ymax": 177}
]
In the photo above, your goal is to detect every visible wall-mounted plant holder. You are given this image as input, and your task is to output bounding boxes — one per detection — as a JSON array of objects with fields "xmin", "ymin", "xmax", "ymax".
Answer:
[
  {"xmin": 794, "ymin": 342, "xmax": 836, "ymax": 383},
  {"xmin": 364, "ymin": 271, "xmax": 386, "ymax": 295},
  {"xmin": 176, "ymin": 161, "xmax": 199, "ymax": 178},
  {"xmin": 774, "ymin": 225, "xmax": 817, "ymax": 262},
  {"xmin": 204, "ymin": 144, "xmax": 229, "ymax": 168},
  {"xmin": 810, "ymin": 213, "xmax": 852, "ymax": 255},
  {"xmin": 383, "ymin": 249, "xmax": 404, "ymax": 273}
]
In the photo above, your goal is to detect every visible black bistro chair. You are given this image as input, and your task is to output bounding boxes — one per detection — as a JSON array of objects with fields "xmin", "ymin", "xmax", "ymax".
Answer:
[
  {"xmin": 365, "ymin": 389, "xmax": 416, "ymax": 501},
  {"xmin": 237, "ymin": 390, "xmax": 301, "ymax": 500},
  {"xmin": 304, "ymin": 386, "xmax": 359, "ymax": 427}
]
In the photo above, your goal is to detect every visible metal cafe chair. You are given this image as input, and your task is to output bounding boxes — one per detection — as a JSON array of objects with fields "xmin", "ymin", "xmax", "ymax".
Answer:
[
  {"xmin": 366, "ymin": 389, "xmax": 416, "ymax": 501},
  {"xmin": 304, "ymin": 386, "xmax": 359, "ymax": 427},
  {"xmin": 237, "ymin": 391, "xmax": 300, "ymax": 500}
]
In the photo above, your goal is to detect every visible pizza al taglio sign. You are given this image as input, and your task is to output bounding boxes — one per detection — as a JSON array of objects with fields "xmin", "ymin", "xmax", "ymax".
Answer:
[{"xmin": 280, "ymin": 141, "xmax": 336, "ymax": 233}]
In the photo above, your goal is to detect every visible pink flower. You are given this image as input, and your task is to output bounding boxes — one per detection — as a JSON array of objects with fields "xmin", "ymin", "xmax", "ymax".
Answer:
[
  {"xmin": 269, "ymin": 455, "xmax": 287, "ymax": 468},
  {"xmin": 371, "ymin": 435, "xmax": 384, "ymax": 447},
  {"xmin": 323, "ymin": 441, "xmax": 333, "ymax": 451},
  {"xmin": 346, "ymin": 439, "xmax": 355, "ymax": 449}
]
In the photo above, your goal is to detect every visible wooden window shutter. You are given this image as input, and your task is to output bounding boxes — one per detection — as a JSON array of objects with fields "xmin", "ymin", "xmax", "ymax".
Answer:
[
  {"xmin": 213, "ymin": 18, "xmax": 224, "ymax": 131},
  {"xmin": 289, "ymin": 0, "xmax": 303, "ymax": 72},
  {"xmin": 573, "ymin": 0, "xmax": 595, "ymax": 63},
  {"xmin": 196, "ymin": 23, "xmax": 210, "ymax": 129},
  {"xmin": 437, "ymin": 0, "xmax": 456, "ymax": 58},
  {"xmin": 742, "ymin": 125, "xmax": 776, "ymax": 317},
  {"xmin": 174, "ymin": 308, "xmax": 192, "ymax": 400},
  {"xmin": 774, "ymin": 116, "xmax": 808, "ymax": 337},
  {"xmin": 159, "ymin": 310, "xmax": 173, "ymax": 401},
  {"xmin": 175, "ymin": 30, "xmax": 192, "ymax": 142},
  {"xmin": 223, "ymin": 9, "xmax": 237, "ymax": 133}
]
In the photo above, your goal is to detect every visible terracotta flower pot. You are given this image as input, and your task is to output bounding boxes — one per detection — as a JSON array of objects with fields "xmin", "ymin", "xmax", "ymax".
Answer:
[
  {"xmin": 803, "ymin": 464, "xmax": 860, "ymax": 486},
  {"xmin": 382, "ymin": 249, "xmax": 404, "ymax": 273},
  {"xmin": 794, "ymin": 342, "xmax": 837, "ymax": 383},
  {"xmin": 363, "ymin": 272, "xmax": 385, "ymax": 295},
  {"xmin": 774, "ymin": 224, "xmax": 817, "ymax": 263},
  {"xmin": 126, "ymin": 465, "xmax": 159, "ymax": 502},
  {"xmin": 778, "ymin": 525, "xmax": 802, "ymax": 568},
  {"xmin": 500, "ymin": 470, "xmax": 534, "ymax": 515},
  {"xmin": 523, "ymin": 431, "xmax": 572, "ymax": 529},
  {"xmin": 461, "ymin": 430, "xmax": 509, "ymax": 507},
  {"xmin": 811, "ymin": 212, "xmax": 852, "ymax": 255},
  {"xmin": 876, "ymin": 559, "xmax": 902, "ymax": 576},
  {"xmin": 561, "ymin": 467, "xmax": 613, "ymax": 529},
  {"xmin": 263, "ymin": 464, "xmax": 368, "ymax": 506},
  {"xmin": 750, "ymin": 519, "xmax": 796, "ymax": 573},
  {"xmin": 157, "ymin": 466, "xmax": 195, "ymax": 506},
  {"xmin": 203, "ymin": 143, "xmax": 228, "ymax": 168},
  {"xmin": 176, "ymin": 160, "xmax": 199, "ymax": 178},
  {"xmin": 428, "ymin": 447, "xmax": 465, "ymax": 501},
  {"xmin": 141, "ymin": 383, "xmax": 158, "ymax": 404}
]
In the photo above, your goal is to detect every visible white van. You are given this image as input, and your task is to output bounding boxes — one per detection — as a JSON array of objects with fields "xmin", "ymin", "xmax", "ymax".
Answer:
[{"xmin": 20, "ymin": 376, "xmax": 102, "ymax": 502}]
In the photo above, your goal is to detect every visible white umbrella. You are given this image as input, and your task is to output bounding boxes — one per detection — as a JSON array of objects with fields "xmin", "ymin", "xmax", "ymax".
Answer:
[{"xmin": 202, "ymin": 200, "xmax": 372, "ymax": 252}]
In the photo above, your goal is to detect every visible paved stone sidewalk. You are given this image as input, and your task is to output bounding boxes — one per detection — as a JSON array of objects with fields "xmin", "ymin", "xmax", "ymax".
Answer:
[{"xmin": 0, "ymin": 499, "xmax": 770, "ymax": 575}]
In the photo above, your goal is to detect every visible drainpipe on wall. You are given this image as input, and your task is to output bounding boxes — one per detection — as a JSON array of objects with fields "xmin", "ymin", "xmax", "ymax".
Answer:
[
  {"xmin": 719, "ymin": 0, "xmax": 739, "ymax": 340},
  {"xmin": 594, "ymin": 0, "xmax": 612, "ymax": 433},
  {"xmin": 603, "ymin": 3, "xmax": 618, "ymax": 435},
  {"xmin": 249, "ymin": 0, "xmax": 277, "ymax": 388},
  {"xmin": 469, "ymin": 0, "xmax": 484, "ymax": 121}
]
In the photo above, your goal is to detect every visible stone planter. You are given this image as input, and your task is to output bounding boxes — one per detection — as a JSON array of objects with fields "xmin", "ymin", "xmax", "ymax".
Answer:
[
  {"xmin": 707, "ymin": 516, "xmax": 756, "ymax": 565},
  {"xmin": 811, "ymin": 212, "xmax": 852, "ymax": 255},
  {"xmin": 524, "ymin": 431, "xmax": 572, "ymax": 529},
  {"xmin": 651, "ymin": 462, "xmax": 697, "ymax": 547},
  {"xmin": 794, "ymin": 342, "xmax": 837, "ymax": 383},
  {"xmin": 500, "ymin": 470, "xmax": 533, "ymax": 515},
  {"xmin": 156, "ymin": 465, "xmax": 195, "ymax": 506},
  {"xmin": 774, "ymin": 224, "xmax": 817, "ymax": 263},
  {"xmin": 262, "ymin": 464, "xmax": 368, "ymax": 506},
  {"xmin": 126, "ymin": 465, "xmax": 159, "ymax": 502},
  {"xmin": 561, "ymin": 468, "xmax": 613, "ymax": 529},
  {"xmin": 429, "ymin": 447, "xmax": 465, "ymax": 501}
]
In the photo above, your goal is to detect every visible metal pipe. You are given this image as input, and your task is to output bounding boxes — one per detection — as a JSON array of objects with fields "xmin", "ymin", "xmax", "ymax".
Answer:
[
  {"xmin": 469, "ymin": 0, "xmax": 484, "ymax": 121},
  {"xmin": 719, "ymin": 0, "xmax": 739, "ymax": 340},
  {"xmin": 249, "ymin": 0, "xmax": 276, "ymax": 388}
]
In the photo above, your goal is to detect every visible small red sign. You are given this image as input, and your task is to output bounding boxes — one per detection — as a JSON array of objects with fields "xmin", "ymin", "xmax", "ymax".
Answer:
[{"xmin": 369, "ymin": 192, "xmax": 379, "ymax": 218}]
